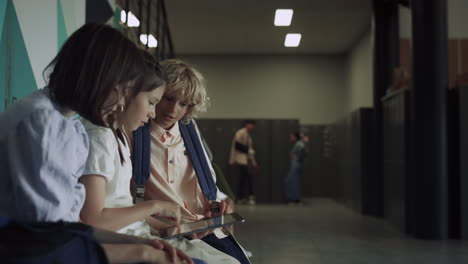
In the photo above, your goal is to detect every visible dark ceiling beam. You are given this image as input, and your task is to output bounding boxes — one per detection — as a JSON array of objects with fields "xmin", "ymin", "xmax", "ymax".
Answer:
[
  {"xmin": 161, "ymin": 0, "xmax": 174, "ymax": 59},
  {"xmin": 85, "ymin": 0, "xmax": 113, "ymax": 24}
]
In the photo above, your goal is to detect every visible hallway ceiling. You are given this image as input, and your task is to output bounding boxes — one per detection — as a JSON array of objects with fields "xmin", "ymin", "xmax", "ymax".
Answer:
[{"xmin": 164, "ymin": 0, "xmax": 372, "ymax": 55}]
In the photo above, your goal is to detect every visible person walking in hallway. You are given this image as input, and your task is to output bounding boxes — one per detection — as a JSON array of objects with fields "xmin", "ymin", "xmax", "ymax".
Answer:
[
  {"xmin": 285, "ymin": 132, "xmax": 307, "ymax": 205},
  {"xmin": 229, "ymin": 120, "xmax": 258, "ymax": 205}
]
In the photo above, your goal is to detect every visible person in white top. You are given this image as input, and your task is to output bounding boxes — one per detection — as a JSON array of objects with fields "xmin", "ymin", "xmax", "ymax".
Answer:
[
  {"xmin": 0, "ymin": 23, "xmax": 192, "ymax": 264},
  {"xmin": 80, "ymin": 55, "xmax": 239, "ymax": 264},
  {"xmin": 229, "ymin": 120, "xmax": 258, "ymax": 205},
  {"xmin": 145, "ymin": 59, "xmax": 250, "ymax": 264},
  {"xmin": 0, "ymin": 24, "xmax": 196, "ymax": 264}
]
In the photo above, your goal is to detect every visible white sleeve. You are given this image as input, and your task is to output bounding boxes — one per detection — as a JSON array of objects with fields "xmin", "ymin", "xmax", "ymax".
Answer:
[{"xmin": 82, "ymin": 125, "xmax": 118, "ymax": 182}]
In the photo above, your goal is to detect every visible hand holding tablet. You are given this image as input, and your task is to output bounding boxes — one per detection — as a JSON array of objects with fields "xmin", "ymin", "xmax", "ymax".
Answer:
[{"xmin": 161, "ymin": 212, "xmax": 245, "ymax": 239}]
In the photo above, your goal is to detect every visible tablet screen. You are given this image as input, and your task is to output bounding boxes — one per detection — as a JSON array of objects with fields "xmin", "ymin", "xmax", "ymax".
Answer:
[{"xmin": 161, "ymin": 212, "xmax": 245, "ymax": 239}]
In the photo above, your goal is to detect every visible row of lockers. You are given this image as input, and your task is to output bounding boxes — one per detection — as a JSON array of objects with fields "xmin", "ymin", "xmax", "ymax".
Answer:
[
  {"xmin": 196, "ymin": 115, "xmax": 375, "ymax": 204},
  {"xmin": 196, "ymin": 118, "xmax": 355, "ymax": 204},
  {"xmin": 196, "ymin": 119, "xmax": 300, "ymax": 203}
]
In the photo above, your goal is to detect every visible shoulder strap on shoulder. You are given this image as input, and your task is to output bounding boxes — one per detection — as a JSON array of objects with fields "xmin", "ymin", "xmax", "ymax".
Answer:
[
  {"xmin": 132, "ymin": 122, "xmax": 151, "ymax": 202},
  {"xmin": 179, "ymin": 120, "xmax": 217, "ymax": 201}
]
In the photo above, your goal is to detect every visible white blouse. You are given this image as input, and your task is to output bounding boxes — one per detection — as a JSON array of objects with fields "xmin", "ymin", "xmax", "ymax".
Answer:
[{"xmin": 81, "ymin": 120, "xmax": 134, "ymax": 209}]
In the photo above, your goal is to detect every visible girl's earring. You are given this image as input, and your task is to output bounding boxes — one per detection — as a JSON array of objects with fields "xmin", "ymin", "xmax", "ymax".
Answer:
[{"xmin": 119, "ymin": 105, "xmax": 124, "ymax": 112}]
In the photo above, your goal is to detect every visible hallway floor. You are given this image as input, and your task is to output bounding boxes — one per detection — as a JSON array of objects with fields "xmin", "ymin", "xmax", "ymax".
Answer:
[{"xmin": 234, "ymin": 198, "xmax": 468, "ymax": 264}]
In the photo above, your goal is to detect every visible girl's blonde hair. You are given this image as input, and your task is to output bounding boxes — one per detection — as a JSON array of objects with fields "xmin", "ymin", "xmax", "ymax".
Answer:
[{"xmin": 161, "ymin": 59, "xmax": 209, "ymax": 123}]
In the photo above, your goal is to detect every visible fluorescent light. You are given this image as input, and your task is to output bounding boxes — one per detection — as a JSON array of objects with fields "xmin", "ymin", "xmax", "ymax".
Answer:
[
  {"xmin": 127, "ymin": 11, "xmax": 140, "ymax": 27},
  {"xmin": 285, "ymin": 33, "xmax": 301, "ymax": 47},
  {"xmin": 120, "ymin": 10, "xmax": 126, "ymax": 23},
  {"xmin": 147, "ymin": 34, "xmax": 158, "ymax": 48},
  {"xmin": 139, "ymin": 34, "xmax": 148, "ymax": 45},
  {"xmin": 140, "ymin": 34, "xmax": 158, "ymax": 48},
  {"xmin": 139, "ymin": 34, "xmax": 157, "ymax": 48},
  {"xmin": 274, "ymin": 9, "xmax": 293, "ymax": 26}
]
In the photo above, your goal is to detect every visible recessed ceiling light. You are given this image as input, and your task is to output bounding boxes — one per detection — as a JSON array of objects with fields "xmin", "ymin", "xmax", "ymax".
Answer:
[
  {"xmin": 285, "ymin": 33, "xmax": 301, "ymax": 47},
  {"xmin": 274, "ymin": 9, "xmax": 293, "ymax": 26},
  {"xmin": 147, "ymin": 34, "xmax": 158, "ymax": 48},
  {"xmin": 139, "ymin": 34, "xmax": 158, "ymax": 48},
  {"xmin": 127, "ymin": 11, "xmax": 140, "ymax": 27},
  {"xmin": 120, "ymin": 10, "xmax": 126, "ymax": 23},
  {"xmin": 139, "ymin": 34, "xmax": 148, "ymax": 45}
]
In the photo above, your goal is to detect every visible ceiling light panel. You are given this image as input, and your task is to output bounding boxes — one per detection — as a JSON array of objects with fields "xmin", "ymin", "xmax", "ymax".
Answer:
[
  {"xmin": 274, "ymin": 9, "xmax": 293, "ymax": 26},
  {"xmin": 284, "ymin": 33, "xmax": 301, "ymax": 47}
]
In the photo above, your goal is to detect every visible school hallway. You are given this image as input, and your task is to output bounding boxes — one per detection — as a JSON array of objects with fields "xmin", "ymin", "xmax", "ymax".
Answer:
[{"xmin": 234, "ymin": 198, "xmax": 468, "ymax": 264}]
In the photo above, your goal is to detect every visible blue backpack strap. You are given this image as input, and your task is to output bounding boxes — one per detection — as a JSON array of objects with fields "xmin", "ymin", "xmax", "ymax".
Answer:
[
  {"xmin": 132, "ymin": 122, "xmax": 152, "ymax": 203},
  {"xmin": 179, "ymin": 120, "xmax": 218, "ymax": 201}
]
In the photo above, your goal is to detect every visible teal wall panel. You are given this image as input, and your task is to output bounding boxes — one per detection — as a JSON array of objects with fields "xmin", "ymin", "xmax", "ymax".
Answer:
[
  {"xmin": 0, "ymin": 0, "xmax": 7, "ymax": 111},
  {"xmin": 9, "ymin": 2, "xmax": 36, "ymax": 102},
  {"xmin": 57, "ymin": 0, "xmax": 67, "ymax": 49},
  {"xmin": 0, "ymin": 0, "xmax": 6, "ymax": 37},
  {"xmin": 113, "ymin": 8, "xmax": 124, "ymax": 32}
]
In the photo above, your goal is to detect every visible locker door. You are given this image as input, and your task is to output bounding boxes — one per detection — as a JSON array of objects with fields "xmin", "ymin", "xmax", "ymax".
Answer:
[
  {"xmin": 197, "ymin": 119, "xmax": 241, "ymax": 200},
  {"xmin": 460, "ymin": 86, "xmax": 468, "ymax": 239},
  {"xmin": 197, "ymin": 119, "xmax": 217, "ymax": 161},
  {"xmin": 249, "ymin": 119, "xmax": 272, "ymax": 203},
  {"xmin": 301, "ymin": 125, "xmax": 327, "ymax": 197},
  {"xmin": 222, "ymin": 119, "xmax": 244, "ymax": 200}
]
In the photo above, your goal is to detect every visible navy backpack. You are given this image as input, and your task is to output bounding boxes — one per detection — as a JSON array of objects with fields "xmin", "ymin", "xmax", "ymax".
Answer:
[
  {"xmin": 132, "ymin": 120, "xmax": 217, "ymax": 202},
  {"xmin": 132, "ymin": 121, "xmax": 251, "ymax": 264}
]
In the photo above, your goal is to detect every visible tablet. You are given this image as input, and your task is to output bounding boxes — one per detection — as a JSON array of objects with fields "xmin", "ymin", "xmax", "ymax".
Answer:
[{"xmin": 161, "ymin": 212, "xmax": 245, "ymax": 239}]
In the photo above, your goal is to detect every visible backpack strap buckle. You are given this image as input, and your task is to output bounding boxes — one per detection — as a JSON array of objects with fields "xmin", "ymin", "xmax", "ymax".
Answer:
[
  {"xmin": 135, "ymin": 185, "xmax": 145, "ymax": 203},
  {"xmin": 210, "ymin": 201, "xmax": 220, "ymax": 214}
]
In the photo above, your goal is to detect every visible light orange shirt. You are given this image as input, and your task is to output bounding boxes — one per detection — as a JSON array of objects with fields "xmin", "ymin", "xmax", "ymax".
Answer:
[{"xmin": 145, "ymin": 121, "xmax": 219, "ymax": 223}]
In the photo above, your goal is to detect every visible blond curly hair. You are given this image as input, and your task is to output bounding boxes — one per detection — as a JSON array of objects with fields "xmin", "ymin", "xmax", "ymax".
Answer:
[{"xmin": 160, "ymin": 59, "xmax": 209, "ymax": 123}]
